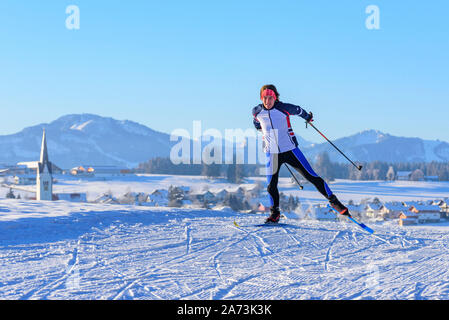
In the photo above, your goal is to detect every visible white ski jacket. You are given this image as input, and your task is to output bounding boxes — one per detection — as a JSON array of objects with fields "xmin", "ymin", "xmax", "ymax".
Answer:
[{"xmin": 252, "ymin": 101, "xmax": 311, "ymax": 154}]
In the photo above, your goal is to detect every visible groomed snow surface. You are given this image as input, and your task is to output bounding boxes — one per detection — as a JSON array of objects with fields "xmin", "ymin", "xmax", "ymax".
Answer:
[{"xmin": 1, "ymin": 177, "xmax": 449, "ymax": 300}]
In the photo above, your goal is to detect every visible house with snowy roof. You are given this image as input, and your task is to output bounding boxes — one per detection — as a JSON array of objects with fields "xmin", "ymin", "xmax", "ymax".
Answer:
[
  {"xmin": 437, "ymin": 199, "xmax": 449, "ymax": 207},
  {"xmin": 213, "ymin": 189, "xmax": 229, "ymax": 201},
  {"xmin": 120, "ymin": 192, "xmax": 149, "ymax": 205},
  {"xmin": 189, "ymin": 190, "xmax": 216, "ymax": 204},
  {"xmin": 438, "ymin": 199, "xmax": 449, "ymax": 219},
  {"xmin": 94, "ymin": 193, "xmax": 119, "ymax": 204},
  {"xmin": 399, "ymin": 211, "xmax": 418, "ymax": 226},
  {"xmin": 396, "ymin": 171, "xmax": 412, "ymax": 181},
  {"xmin": 408, "ymin": 204, "xmax": 441, "ymax": 223},
  {"xmin": 364, "ymin": 203, "xmax": 383, "ymax": 220},
  {"xmin": 381, "ymin": 203, "xmax": 410, "ymax": 220},
  {"xmin": 147, "ymin": 189, "xmax": 169, "ymax": 207}
]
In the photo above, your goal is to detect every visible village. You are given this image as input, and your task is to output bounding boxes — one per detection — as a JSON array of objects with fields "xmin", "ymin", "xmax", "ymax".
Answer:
[{"xmin": 88, "ymin": 182, "xmax": 449, "ymax": 226}]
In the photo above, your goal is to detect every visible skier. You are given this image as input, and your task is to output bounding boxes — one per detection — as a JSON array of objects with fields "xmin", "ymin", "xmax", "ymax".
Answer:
[{"xmin": 252, "ymin": 84, "xmax": 350, "ymax": 223}]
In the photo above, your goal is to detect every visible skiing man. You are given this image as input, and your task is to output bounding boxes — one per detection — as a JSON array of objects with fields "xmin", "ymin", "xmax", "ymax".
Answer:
[{"xmin": 252, "ymin": 84, "xmax": 350, "ymax": 223}]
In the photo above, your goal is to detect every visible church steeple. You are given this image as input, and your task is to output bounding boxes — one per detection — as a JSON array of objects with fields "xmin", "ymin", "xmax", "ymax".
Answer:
[
  {"xmin": 36, "ymin": 128, "xmax": 53, "ymax": 200},
  {"xmin": 38, "ymin": 128, "xmax": 52, "ymax": 175}
]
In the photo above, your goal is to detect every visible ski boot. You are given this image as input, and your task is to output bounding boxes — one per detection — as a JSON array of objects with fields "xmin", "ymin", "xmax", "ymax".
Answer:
[
  {"xmin": 265, "ymin": 207, "xmax": 281, "ymax": 224},
  {"xmin": 328, "ymin": 194, "xmax": 350, "ymax": 216}
]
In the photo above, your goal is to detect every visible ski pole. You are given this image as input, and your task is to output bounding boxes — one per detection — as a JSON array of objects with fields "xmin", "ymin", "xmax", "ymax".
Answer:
[
  {"xmin": 307, "ymin": 121, "xmax": 363, "ymax": 171},
  {"xmin": 285, "ymin": 164, "xmax": 304, "ymax": 190}
]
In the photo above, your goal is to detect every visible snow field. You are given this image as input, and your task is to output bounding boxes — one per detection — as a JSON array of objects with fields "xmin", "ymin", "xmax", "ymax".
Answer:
[{"xmin": 1, "ymin": 199, "xmax": 449, "ymax": 300}]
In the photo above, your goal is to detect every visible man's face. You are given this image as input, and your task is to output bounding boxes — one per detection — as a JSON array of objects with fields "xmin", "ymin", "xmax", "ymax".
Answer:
[{"xmin": 262, "ymin": 95, "xmax": 275, "ymax": 109}]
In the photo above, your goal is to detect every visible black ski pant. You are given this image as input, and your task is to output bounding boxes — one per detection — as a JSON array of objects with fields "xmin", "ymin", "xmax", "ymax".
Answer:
[{"xmin": 265, "ymin": 147, "xmax": 333, "ymax": 209}]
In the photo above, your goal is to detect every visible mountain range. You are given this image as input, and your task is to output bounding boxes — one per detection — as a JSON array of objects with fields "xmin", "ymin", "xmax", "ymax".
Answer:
[
  {"xmin": 0, "ymin": 113, "xmax": 448, "ymax": 169},
  {"xmin": 301, "ymin": 130, "xmax": 449, "ymax": 164},
  {"xmin": 0, "ymin": 114, "xmax": 175, "ymax": 169}
]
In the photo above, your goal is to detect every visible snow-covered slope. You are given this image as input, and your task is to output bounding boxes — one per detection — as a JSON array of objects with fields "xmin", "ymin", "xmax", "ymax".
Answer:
[{"xmin": 1, "ymin": 197, "xmax": 449, "ymax": 300}]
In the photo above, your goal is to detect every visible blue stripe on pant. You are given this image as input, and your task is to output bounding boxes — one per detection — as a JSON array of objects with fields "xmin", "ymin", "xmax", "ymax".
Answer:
[
  {"xmin": 290, "ymin": 147, "xmax": 333, "ymax": 197},
  {"xmin": 265, "ymin": 153, "xmax": 276, "ymax": 207}
]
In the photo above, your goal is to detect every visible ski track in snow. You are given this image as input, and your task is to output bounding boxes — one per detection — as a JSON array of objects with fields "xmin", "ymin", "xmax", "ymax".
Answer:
[{"xmin": 1, "ymin": 200, "xmax": 449, "ymax": 299}]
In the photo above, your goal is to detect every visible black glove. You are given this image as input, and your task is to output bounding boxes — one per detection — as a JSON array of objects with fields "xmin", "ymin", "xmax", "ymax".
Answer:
[
  {"xmin": 307, "ymin": 111, "xmax": 313, "ymax": 123},
  {"xmin": 305, "ymin": 112, "xmax": 313, "ymax": 128},
  {"xmin": 306, "ymin": 111, "xmax": 313, "ymax": 129}
]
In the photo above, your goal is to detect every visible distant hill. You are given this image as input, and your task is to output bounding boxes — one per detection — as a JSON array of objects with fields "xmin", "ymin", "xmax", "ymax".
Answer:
[
  {"xmin": 302, "ymin": 130, "xmax": 449, "ymax": 163},
  {"xmin": 0, "ymin": 114, "xmax": 177, "ymax": 169}
]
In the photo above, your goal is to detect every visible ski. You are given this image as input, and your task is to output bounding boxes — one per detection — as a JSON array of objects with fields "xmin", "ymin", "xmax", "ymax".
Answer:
[
  {"xmin": 257, "ymin": 223, "xmax": 289, "ymax": 227},
  {"xmin": 327, "ymin": 205, "xmax": 375, "ymax": 234},
  {"xmin": 233, "ymin": 221, "xmax": 289, "ymax": 228}
]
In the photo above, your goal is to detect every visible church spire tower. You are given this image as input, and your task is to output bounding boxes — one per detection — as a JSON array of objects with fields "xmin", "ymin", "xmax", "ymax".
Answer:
[{"xmin": 36, "ymin": 128, "xmax": 53, "ymax": 201}]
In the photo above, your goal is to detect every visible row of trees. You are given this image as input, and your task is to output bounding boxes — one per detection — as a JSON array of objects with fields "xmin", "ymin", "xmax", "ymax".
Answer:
[
  {"xmin": 136, "ymin": 157, "xmax": 256, "ymax": 183},
  {"xmin": 136, "ymin": 153, "xmax": 449, "ymax": 181},
  {"xmin": 312, "ymin": 153, "xmax": 449, "ymax": 181}
]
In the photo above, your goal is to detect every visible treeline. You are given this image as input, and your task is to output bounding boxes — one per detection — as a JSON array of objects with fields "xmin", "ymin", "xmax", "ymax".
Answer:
[
  {"xmin": 305, "ymin": 152, "xmax": 449, "ymax": 181},
  {"xmin": 135, "ymin": 153, "xmax": 449, "ymax": 181},
  {"xmin": 136, "ymin": 157, "xmax": 259, "ymax": 183}
]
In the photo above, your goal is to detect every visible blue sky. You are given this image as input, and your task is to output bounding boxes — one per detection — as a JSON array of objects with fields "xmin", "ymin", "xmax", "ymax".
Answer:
[{"xmin": 0, "ymin": 0, "xmax": 448, "ymax": 143}]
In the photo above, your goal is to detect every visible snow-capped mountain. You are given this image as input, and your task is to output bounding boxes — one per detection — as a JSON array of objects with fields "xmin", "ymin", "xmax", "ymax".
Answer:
[
  {"xmin": 302, "ymin": 129, "xmax": 449, "ymax": 163},
  {"xmin": 0, "ymin": 115, "xmax": 448, "ymax": 169},
  {"xmin": 0, "ymin": 114, "xmax": 178, "ymax": 169}
]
